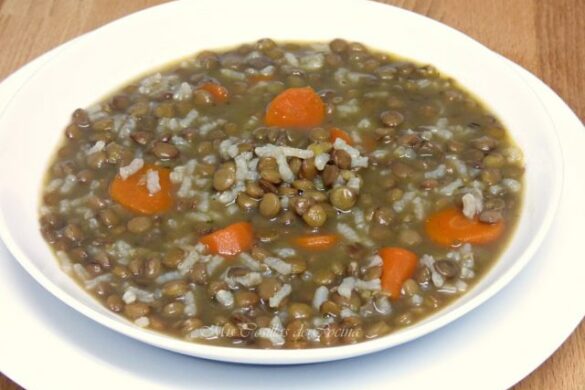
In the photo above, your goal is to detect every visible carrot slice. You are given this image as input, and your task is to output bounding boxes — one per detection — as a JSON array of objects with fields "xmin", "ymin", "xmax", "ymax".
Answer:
[
  {"xmin": 425, "ymin": 207, "xmax": 504, "ymax": 246},
  {"xmin": 379, "ymin": 247, "xmax": 418, "ymax": 300},
  {"xmin": 109, "ymin": 164, "xmax": 172, "ymax": 215},
  {"xmin": 199, "ymin": 82, "xmax": 229, "ymax": 104},
  {"xmin": 200, "ymin": 222, "xmax": 254, "ymax": 256},
  {"xmin": 329, "ymin": 127, "xmax": 353, "ymax": 145},
  {"xmin": 265, "ymin": 87, "xmax": 325, "ymax": 128},
  {"xmin": 293, "ymin": 234, "xmax": 338, "ymax": 251}
]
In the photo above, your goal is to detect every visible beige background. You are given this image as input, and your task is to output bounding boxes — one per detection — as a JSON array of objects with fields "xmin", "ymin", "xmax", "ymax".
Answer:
[{"xmin": 0, "ymin": 0, "xmax": 583, "ymax": 389}]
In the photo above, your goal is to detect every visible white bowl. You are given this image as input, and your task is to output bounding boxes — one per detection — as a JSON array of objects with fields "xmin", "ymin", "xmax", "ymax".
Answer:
[{"xmin": 0, "ymin": 0, "xmax": 562, "ymax": 365}]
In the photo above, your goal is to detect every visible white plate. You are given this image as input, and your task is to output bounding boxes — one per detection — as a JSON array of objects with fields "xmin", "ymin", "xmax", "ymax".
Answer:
[
  {"xmin": 0, "ymin": 53, "xmax": 583, "ymax": 389},
  {"xmin": 0, "ymin": 12, "xmax": 584, "ymax": 390},
  {"xmin": 0, "ymin": 0, "xmax": 564, "ymax": 365}
]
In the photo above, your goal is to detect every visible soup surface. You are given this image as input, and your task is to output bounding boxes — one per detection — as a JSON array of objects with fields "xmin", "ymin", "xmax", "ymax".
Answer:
[{"xmin": 39, "ymin": 39, "xmax": 524, "ymax": 348}]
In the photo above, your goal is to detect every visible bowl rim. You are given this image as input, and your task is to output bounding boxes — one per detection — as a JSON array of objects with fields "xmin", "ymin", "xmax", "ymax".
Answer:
[{"xmin": 0, "ymin": 0, "xmax": 564, "ymax": 365}]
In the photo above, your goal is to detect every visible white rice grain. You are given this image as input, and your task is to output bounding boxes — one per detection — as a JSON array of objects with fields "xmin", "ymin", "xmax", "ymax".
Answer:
[
  {"xmin": 439, "ymin": 179, "xmax": 463, "ymax": 196},
  {"xmin": 146, "ymin": 169, "xmax": 161, "ymax": 194},
  {"xmin": 273, "ymin": 248, "xmax": 296, "ymax": 258},
  {"xmin": 269, "ymin": 284, "xmax": 292, "ymax": 308},
  {"xmin": 424, "ymin": 164, "xmax": 446, "ymax": 179},
  {"xmin": 338, "ymin": 277, "xmax": 356, "ymax": 298},
  {"xmin": 312, "ymin": 286, "xmax": 329, "ymax": 310},
  {"xmin": 314, "ymin": 153, "xmax": 330, "ymax": 170},
  {"xmin": 239, "ymin": 252, "xmax": 261, "ymax": 271},
  {"xmin": 355, "ymin": 278, "xmax": 381, "ymax": 291},
  {"xmin": 173, "ymin": 82, "xmax": 192, "ymax": 101},
  {"xmin": 134, "ymin": 316, "xmax": 150, "ymax": 328},
  {"xmin": 462, "ymin": 192, "xmax": 483, "ymax": 219},
  {"xmin": 264, "ymin": 257, "xmax": 293, "ymax": 275},
  {"xmin": 337, "ymin": 223, "xmax": 360, "ymax": 242},
  {"xmin": 215, "ymin": 290, "xmax": 234, "ymax": 307},
  {"xmin": 119, "ymin": 158, "xmax": 144, "ymax": 180},
  {"xmin": 183, "ymin": 291, "xmax": 197, "ymax": 316},
  {"xmin": 87, "ymin": 140, "xmax": 105, "ymax": 155}
]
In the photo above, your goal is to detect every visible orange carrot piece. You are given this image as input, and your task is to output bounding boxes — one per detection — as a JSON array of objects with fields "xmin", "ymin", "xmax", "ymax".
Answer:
[
  {"xmin": 265, "ymin": 87, "xmax": 325, "ymax": 128},
  {"xmin": 109, "ymin": 164, "xmax": 172, "ymax": 215},
  {"xmin": 200, "ymin": 222, "xmax": 254, "ymax": 256},
  {"xmin": 425, "ymin": 207, "xmax": 504, "ymax": 246},
  {"xmin": 199, "ymin": 82, "xmax": 229, "ymax": 104},
  {"xmin": 379, "ymin": 247, "xmax": 418, "ymax": 300},
  {"xmin": 293, "ymin": 234, "xmax": 338, "ymax": 251},
  {"xmin": 329, "ymin": 127, "xmax": 353, "ymax": 145}
]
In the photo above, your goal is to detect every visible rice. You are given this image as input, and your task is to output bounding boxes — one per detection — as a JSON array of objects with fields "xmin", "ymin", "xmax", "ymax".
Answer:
[
  {"xmin": 314, "ymin": 153, "xmax": 330, "ymax": 170},
  {"xmin": 234, "ymin": 153, "xmax": 250, "ymax": 181},
  {"xmin": 355, "ymin": 278, "xmax": 381, "ymax": 291},
  {"xmin": 233, "ymin": 272, "xmax": 262, "ymax": 287},
  {"xmin": 502, "ymin": 178, "xmax": 521, "ymax": 193},
  {"xmin": 269, "ymin": 284, "xmax": 292, "ymax": 308},
  {"xmin": 219, "ymin": 68, "xmax": 246, "ymax": 80},
  {"xmin": 340, "ymin": 308, "xmax": 356, "ymax": 318},
  {"xmin": 367, "ymin": 255, "xmax": 383, "ymax": 268},
  {"xmin": 337, "ymin": 223, "xmax": 360, "ymax": 242},
  {"xmin": 273, "ymin": 248, "xmax": 296, "ymax": 258},
  {"xmin": 447, "ymin": 156, "xmax": 468, "ymax": 177},
  {"xmin": 239, "ymin": 252, "xmax": 261, "ymax": 271},
  {"xmin": 173, "ymin": 82, "xmax": 192, "ymax": 101},
  {"xmin": 300, "ymin": 52, "xmax": 324, "ymax": 70},
  {"xmin": 302, "ymin": 328, "xmax": 318, "ymax": 342},
  {"xmin": 59, "ymin": 174, "xmax": 77, "ymax": 194},
  {"xmin": 338, "ymin": 277, "xmax": 356, "ymax": 298},
  {"xmin": 264, "ymin": 256, "xmax": 293, "ymax": 275},
  {"xmin": 411, "ymin": 294, "xmax": 424, "ymax": 306},
  {"xmin": 178, "ymin": 247, "xmax": 200, "ymax": 275},
  {"xmin": 462, "ymin": 192, "xmax": 483, "ymax": 219},
  {"xmin": 73, "ymin": 263, "xmax": 89, "ymax": 280},
  {"xmin": 179, "ymin": 109, "xmax": 199, "ymax": 128},
  {"xmin": 439, "ymin": 179, "xmax": 463, "ymax": 196},
  {"xmin": 45, "ymin": 178, "xmax": 64, "ymax": 193},
  {"xmin": 87, "ymin": 140, "xmax": 105, "ymax": 155},
  {"xmin": 374, "ymin": 296, "xmax": 392, "ymax": 315},
  {"xmin": 412, "ymin": 197, "xmax": 427, "ymax": 220},
  {"xmin": 420, "ymin": 254, "xmax": 445, "ymax": 288},
  {"xmin": 183, "ymin": 291, "xmax": 197, "ymax": 316},
  {"xmin": 122, "ymin": 289, "xmax": 137, "ymax": 304},
  {"xmin": 188, "ymin": 325, "xmax": 222, "ymax": 340},
  {"xmin": 155, "ymin": 271, "xmax": 182, "ymax": 285},
  {"xmin": 424, "ymin": 164, "xmax": 446, "ymax": 179},
  {"xmin": 216, "ymin": 289, "xmax": 234, "ymax": 307},
  {"xmin": 284, "ymin": 52, "xmax": 299, "ymax": 67},
  {"xmin": 312, "ymin": 286, "xmax": 329, "ymax": 309},
  {"xmin": 335, "ymin": 98, "xmax": 360, "ymax": 116},
  {"xmin": 84, "ymin": 273, "xmax": 112, "ymax": 290},
  {"xmin": 146, "ymin": 169, "xmax": 161, "ymax": 194},
  {"xmin": 119, "ymin": 158, "xmax": 144, "ymax": 180},
  {"xmin": 206, "ymin": 256, "xmax": 224, "ymax": 276},
  {"xmin": 123, "ymin": 285, "xmax": 155, "ymax": 303},
  {"xmin": 134, "ymin": 316, "xmax": 150, "ymax": 328}
]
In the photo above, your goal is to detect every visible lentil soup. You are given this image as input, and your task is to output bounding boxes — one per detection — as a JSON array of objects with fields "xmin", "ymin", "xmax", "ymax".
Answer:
[{"xmin": 39, "ymin": 39, "xmax": 524, "ymax": 349}]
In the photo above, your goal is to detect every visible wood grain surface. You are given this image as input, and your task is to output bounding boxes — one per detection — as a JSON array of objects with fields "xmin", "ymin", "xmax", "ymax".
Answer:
[{"xmin": 0, "ymin": 1, "xmax": 583, "ymax": 389}]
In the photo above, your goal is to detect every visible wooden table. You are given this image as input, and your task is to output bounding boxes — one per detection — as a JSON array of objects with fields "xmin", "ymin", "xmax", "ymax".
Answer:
[{"xmin": 0, "ymin": 1, "xmax": 583, "ymax": 388}]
